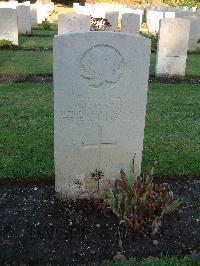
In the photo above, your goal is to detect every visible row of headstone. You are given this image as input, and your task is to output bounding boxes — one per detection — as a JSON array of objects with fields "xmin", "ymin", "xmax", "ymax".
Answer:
[
  {"xmin": 73, "ymin": 3, "xmax": 144, "ymax": 25},
  {"xmin": 58, "ymin": 12, "xmax": 141, "ymax": 35},
  {"xmin": 72, "ymin": 3, "xmax": 200, "ymax": 37},
  {"xmin": 0, "ymin": 1, "xmax": 54, "ymax": 45},
  {"xmin": 146, "ymin": 8, "xmax": 200, "ymax": 34},
  {"xmin": 73, "ymin": 3, "xmax": 200, "ymax": 22},
  {"xmin": 58, "ymin": 10, "xmax": 200, "ymax": 53},
  {"xmin": 54, "ymin": 16, "xmax": 199, "ymax": 199}
]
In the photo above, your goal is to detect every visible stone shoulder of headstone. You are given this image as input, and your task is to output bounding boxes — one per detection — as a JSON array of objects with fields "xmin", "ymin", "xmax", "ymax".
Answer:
[{"xmin": 54, "ymin": 31, "xmax": 151, "ymax": 199}]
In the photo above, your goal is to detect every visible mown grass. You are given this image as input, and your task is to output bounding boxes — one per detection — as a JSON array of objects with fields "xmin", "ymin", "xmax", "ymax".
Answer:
[
  {"xmin": 150, "ymin": 53, "xmax": 200, "ymax": 77},
  {"xmin": 0, "ymin": 50, "xmax": 53, "ymax": 74},
  {"xmin": 142, "ymin": 83, "xmax": 200, "ymax": 178},
  {"xmin": 0, "ymin": 83, "xmax": 53, "ymax": 180},
  {"xmin": 0, "ymin": 82, "xmax": 199, "ymax": 181},
  {"xmin": 19, "ymin": 24, "xmax": 57, "ymax": 48},
  {"xmin": 0, "ymin": 25, "xmax": 199, "ymax": 76},
  {"xmin": 0, "ymin": 50, "xmax": 199, "ymax": 77},
  {"xmin": 101, "ymin": 257, "xmax": 200, "ymax": 266}
]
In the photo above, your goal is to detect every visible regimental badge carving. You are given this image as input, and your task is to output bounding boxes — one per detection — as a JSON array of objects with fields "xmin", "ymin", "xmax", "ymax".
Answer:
[{"xmin": 80, "ymin": 45, "xmax": 124, "ymax": 89}]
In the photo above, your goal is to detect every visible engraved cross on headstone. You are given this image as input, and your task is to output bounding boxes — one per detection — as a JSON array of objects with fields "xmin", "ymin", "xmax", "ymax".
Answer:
[{"xmin": 82, "ymin": 126, "xmax": 117, "ymax": 170}]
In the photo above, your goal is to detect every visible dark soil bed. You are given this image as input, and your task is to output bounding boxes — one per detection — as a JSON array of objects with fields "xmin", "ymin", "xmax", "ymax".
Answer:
[
  {"xmin": 1, "ymin": 74, "xmax": 200, "ymax": 84},
  {"xmin": 0, "ymin": 180, "xmax": 199, "ymax": 265}
]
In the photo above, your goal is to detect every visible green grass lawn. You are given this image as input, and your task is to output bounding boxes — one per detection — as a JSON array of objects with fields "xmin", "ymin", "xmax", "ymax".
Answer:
[
  {"xmin": 0, "ymin": 25, "xmax": 199, "ymax": 76},
  {"xmin": 0, "ymin": 82, "xmax": 199, "ymax": 181},
  {"xmin": 150, "ymin": 53, "xmax": 200, "ymax": 77},
  {"xmin": 0, "ymin": 50, "xmax": 199, "ymax": 77},
  {"xmin": 142, "ymin": 83, "xmax": 200, "ymax": 178},
  {"xmin": 19, "ymin": 24, "xmax": 57, "ymax": 49},
  {"xmin": 0, "ymin": 83, "xmax": 53, "ymax": 180},
  {"xmin": 19, "ymin": 34, "xmax": 53, "ymax": 49},
  {"xmin": 101, "ymin": 257, "xmax": 200, "ymax": 266},
  {"xmin": 0, "ymin": 50, "xmax": 53, "ymax": 74}
]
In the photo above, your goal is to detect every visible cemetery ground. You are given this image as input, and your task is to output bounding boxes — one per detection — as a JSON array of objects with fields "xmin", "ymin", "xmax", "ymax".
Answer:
[{"xmin": 0, "ymin": 24, "xmax": 200, "ymax": 264}]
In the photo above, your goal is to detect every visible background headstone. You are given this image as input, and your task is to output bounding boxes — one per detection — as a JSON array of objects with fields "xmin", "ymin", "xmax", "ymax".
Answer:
[
  {"xmin": 147, "ymin": 10, "xmax": 164, "ymax": 33},
  {"xmin": 105, "ymin": 11, "xmax": 119, "ymax": 32},
  {"xmin": 0, "ymin": 8, "xmax": 18, "ymax": 45},
  {"xmin": 186, "ymin": 16, "xmax": 200, "ymax": 51},
  {"xmin": 30, "ymin": 4, "xmax": 38, "ymax": 28},
  {"xmin": 58, "ymin": 13, "xmax": 91, "ymax": 34},
  {"xmin": 121, "ymin": 13, "xmax": 140, "ymax": 34},
  {"xmin": 16, "ymin": 4, "xmax": 31, "ymax": 34},
  {"xmin": 156, "ymin": 18, "xmax": 190, "ymax": 77}
]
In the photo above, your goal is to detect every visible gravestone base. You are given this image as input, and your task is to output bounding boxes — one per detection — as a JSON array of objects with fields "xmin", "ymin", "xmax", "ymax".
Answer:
[{"xmin": 156, "ymin": 57, "xmax": 187, "ymax": 77}]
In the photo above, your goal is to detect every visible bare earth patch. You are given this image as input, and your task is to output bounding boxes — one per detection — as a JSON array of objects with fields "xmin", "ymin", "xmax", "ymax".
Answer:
[{"xmin": 0, "ymin": 180, "xmax": 199, "ymax": 264}]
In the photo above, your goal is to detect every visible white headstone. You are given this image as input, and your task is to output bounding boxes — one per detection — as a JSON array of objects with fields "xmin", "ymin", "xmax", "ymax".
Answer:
[
  {"xmin": 35, "ymin": 2, "xmax": 54, "ymax": 23},
  {"xmin": 147, "ymin": 10, "xmax": 164, "ymax": 33},
  {"xmin": 105, "ymin": 11, "xmax": 119, "ymax": 32},
  {"xmin": 120, "ymin": 8, "xmax": 143, "ymax": 25},
  {"xmin": 0, "ymin": 8, "xmax": 18, "ymax": 45},
  {"xmin": 54, "ymin": 31, "xmax": 151, "ymax": 199},
  {"xmin": 121, "ymin": 13, "xmax": 140, "ymax": 34},
  {"xmin": 91, "ymin": 6, "xmax": 105, "ymax": 18},
  {"xmin": 16, "ymin": 5, "xmax": 31, "ymax": 34},
  {"xmin": 73, "ymin": 2, "xmax": 79, "ymax": 9},
  {"xmin": 0, "ymin": 1, "xmax": 17, "ymax": 8},
  {"xmin": 156, "ymin": 18, "xmax": 190, "ymax": 77},
  {"xmin": 58, "ymin": 13, "xmax": 91, "ymax": 34}
]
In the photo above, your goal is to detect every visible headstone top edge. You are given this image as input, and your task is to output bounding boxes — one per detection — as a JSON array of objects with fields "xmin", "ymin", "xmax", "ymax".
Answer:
[{"xmin": 54, "ymin": 31, "xmax": 151, "ymax": 44}]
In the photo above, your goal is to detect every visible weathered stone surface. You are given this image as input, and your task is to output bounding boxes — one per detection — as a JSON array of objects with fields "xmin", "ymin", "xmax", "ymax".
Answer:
[
  {"xmin": 156, "ymin": 18, "xmax": 190, "ymax": 77},
  {"xmin": 54, "ymin": 31, "xmax": 151, "ymax": 199},
  {"xmin": 16, "ymin": 5, "xmax": 31, "ymax": 34},
  {"xmin": 58, "ymin": 13, "xmax": 91, "ymax": 34},
  {"xmin": 0, "ymin": 8, "xmax": 18, "ymax": 45},
  {"xmin": 121, "ymin": 13, "xmax": 140, "ymax": 34}
]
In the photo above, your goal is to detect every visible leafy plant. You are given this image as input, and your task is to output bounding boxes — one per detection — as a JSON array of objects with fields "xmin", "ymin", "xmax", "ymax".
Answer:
[
  {"xmin": 107, "ymin": 158, "xmax": 181, "ymax": 234},
  {"xmin": 163, "ymin": 0, "xmax": 200, "ymax": 8},
  {"xmin": 42, "ymin": 18, "xmax": 51, "ymax": 30},
  {"xmin": 0, "ymin": 39, "xmax": 17, "ymax": 50}
]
